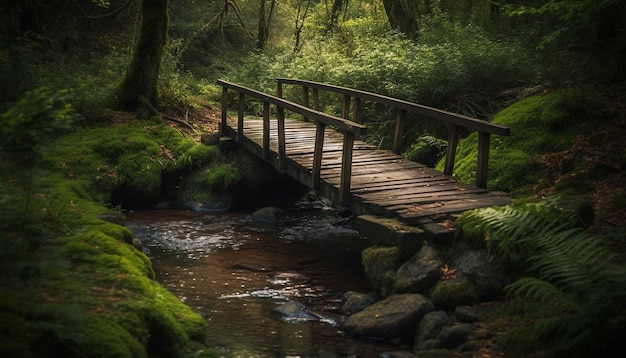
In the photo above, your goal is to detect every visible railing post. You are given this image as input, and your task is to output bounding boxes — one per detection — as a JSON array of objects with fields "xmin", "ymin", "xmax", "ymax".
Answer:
[
  {"xmin": 263, "ymin": 101, "xmax": 270, "ymax": 160},
  {"xmin": 392, "ymin": 109, "xmax": 406, "ymax": 154},
  {"xmin": 444, "ymin": 124, "xmax": 461, "ymax": 176},
  {"xmin": 340, "ymin": 131, "xmax": 355, "ymax": 207},
  {"xmin": 353, "ymin": 97, "xmax": 361, "ymax": 123},
  {"xmin": 277, "ymin": 81, "xmax": 283, "ymax": 98},
  {"xmin": 277, "ymin": 104, "xmax": 286, "ymax": 170},
  {"xmin": 237, "ymin": 93, "xmax": 245, "ymax": 142},
  {"xmin": 220, "ymin": 86, "xmax": 228, "ymax": 135},
  {"xmin": 476, "ymin": 132, "xmax": 491, "ymax": 188},
  {"xmin": 312, "ymin": 88, "xmax": 320, "ymax": 111},
  {"xmin": 342, "ymin": 94, "xmax": 351, "ymax": 120},
  {"xmin": 312, "ymin": 122, "xmax": 326, "ymax": 190},
  {"xmin": 303, "ymin": 86, "xmax": 310, "ymax": 122}
]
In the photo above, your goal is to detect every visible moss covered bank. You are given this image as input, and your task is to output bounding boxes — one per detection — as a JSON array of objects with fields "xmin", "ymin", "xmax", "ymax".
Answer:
[{"xmin": 0, "ymin": 97, "xmax": 219, "ymax": 357}]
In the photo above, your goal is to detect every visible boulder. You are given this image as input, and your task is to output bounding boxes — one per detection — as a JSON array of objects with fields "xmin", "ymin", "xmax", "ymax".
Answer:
[
  {"xmin": 429, "ymin": 278, "xmax": 480, "ymax": 310},
  {"xmin": 451, "ymin": 250, "xmax": 510, "ymax": 300},
  {"xmin": 251, "ymin": 206, "xmax": 287, "ymax": 225},
  {"xmin": 440, "ymin": 323, "xmax": 474, "ymax": 349},
  {"xmin": 273, "ymin": 300, "xmax": 318, "ymax": 322},
  {"xmin": 393, "ymin": 245, "xmax": 442, "ymax": 294},
  {"xmin": 341, "ymin": 291, "xmax": 379, "ymax": 315},
  {"xmin": 414, "ymin": 311, "xmax": 450, "ymax": 351},
  {"xmin": 361, "ymin": 246, "xmax": 402, "ymax": 297},
  {"xmin": 454, "ymin": 306, "xmax": 483, "ymax": 323},
  {"xmin": 355, "ymin": 215, "xmax": 425, "ymax": 258},
  {"xmin": 342, "ymin": 293, "xmax": 434, "ymax": 340}
]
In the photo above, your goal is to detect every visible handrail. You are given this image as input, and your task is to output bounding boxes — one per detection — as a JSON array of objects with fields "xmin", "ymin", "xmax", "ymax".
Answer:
[
  {"xmin": 276, "ymin": 78, "xmax": 510, "ymax": 189},
  {"xmin": 218, "ymin": 79, "xmax": 367, "ymax": 206}
]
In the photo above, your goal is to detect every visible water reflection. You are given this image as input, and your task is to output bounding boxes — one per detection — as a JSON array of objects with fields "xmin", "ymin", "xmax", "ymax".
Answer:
[{"xmin": 125, "ymin": 209, "xmax": 397, "ymax": 357}]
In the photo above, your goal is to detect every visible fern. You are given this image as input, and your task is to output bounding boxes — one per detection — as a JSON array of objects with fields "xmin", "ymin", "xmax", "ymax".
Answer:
[{"xmin": 455, "ymin": 198, "xmax": 626, "ymax": 357}]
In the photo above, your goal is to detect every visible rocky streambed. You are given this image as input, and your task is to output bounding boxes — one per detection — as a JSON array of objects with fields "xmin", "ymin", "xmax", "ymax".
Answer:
[{"xmin": 126, "ymin": 193, "xmax": 508, "ymax": 357}]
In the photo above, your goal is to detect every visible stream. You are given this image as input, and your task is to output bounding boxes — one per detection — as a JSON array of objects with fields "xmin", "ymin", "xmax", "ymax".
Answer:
[{"xmin": 125, "ymin": 205, "xmax": 400, "ymax": 357}]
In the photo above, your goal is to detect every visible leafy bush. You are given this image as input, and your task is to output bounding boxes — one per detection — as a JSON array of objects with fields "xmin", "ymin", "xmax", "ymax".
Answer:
[
  {"xmin": 404, "ymin": 135, "xmax": 448, "ymax": 167},
  {"xmin": 456, "ymin": 198, "xmax": 626, "ymax": 357},
  {"xmin": 0, "ymin": 87, "xmax": 77, "ymax": 163},
  {"xmin": 227, "ymin": 12, "xmax": 534, "ymax": 150}
]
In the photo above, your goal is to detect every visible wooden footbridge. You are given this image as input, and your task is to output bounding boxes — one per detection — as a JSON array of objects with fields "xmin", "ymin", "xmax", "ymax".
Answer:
[{"xmin": 218, "ymin": 78, "xmax": 511, "ymax": 234}]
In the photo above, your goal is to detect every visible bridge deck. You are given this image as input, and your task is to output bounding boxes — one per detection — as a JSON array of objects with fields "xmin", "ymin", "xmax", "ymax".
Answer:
[{"xmin": 224, "ymin": 117, "xmax": 511, "ymax": 227}]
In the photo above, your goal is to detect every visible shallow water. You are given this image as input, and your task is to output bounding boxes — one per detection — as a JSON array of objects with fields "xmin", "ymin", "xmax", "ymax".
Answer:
[{"xmin": 125, "ymin": 208, "xmax": 401, "ymax": 357}]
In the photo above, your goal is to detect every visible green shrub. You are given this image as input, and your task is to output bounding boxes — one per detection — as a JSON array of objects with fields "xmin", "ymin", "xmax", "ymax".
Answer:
[{"xmin": 0, "ymin": 87, "xmax": 77, "ymax": 163}]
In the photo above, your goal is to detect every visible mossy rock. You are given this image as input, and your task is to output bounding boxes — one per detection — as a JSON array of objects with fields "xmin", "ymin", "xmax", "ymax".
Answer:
[
  {"xmin": 429, "ymin": 279, "xmax": 480, "ymax": 310},
  {"xmin": 361, "ymin": 246, "xmax": 402, "ymax": 298}
]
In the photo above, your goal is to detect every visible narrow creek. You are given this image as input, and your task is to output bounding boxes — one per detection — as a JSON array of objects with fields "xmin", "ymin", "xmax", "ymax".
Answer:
[{"xmin": 125, "ymin": 205, "xmax": 400, "ymax": 357}]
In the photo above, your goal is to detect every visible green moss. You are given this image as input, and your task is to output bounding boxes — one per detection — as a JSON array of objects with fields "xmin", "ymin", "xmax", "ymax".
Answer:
[
  {"xmin": 1, "ymin": 119, "xmax": 211, "ymax": 357},
  {"xmin": 199, "ymin": 163, "xmax": 242, "ymax": 190},
  {"xmin": 78, "ymin": 316, "xmax": 146, "ymax": 358},
  {"xmin": 40, "ymin": 122, "xmax": 216, "ymax": 203},
  {"xmin": 437, "ymin": 87, "xmax": 608, "ymax": 194},
  {"xmin": 361, "ymin": 246, "xmax": 402, "ymax": 298},
  {"xmin": 429, "ymin": 279, "xmax": 480, "ymax": 310}
]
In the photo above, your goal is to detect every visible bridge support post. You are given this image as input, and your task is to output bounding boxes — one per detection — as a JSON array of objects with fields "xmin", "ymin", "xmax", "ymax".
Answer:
[
  {"xmin": 277, "ymin": 104, "xmax": 286, "ymax": 170},
  {"xmin": 263, "ymin": 101, "xmax": 270, "ymax": 160},
  {"xmin": 342, "ymin": 95, "xmax": 351, "ymax": 120},
  {"xmin": 220, "ymin": 87, "xmax": 228, "ymax": 135},
  {"xmin": 237, "ymin": 93, "xmax": 245, "ymax": 142},
  {"xmin": 476, "ymin": 132, "xmax": 491, "ymax": 188},
  {"xmin": 302, "ymin": 87, "xmax": 310, "ymax": 122},
  {"xmin": 393, "ymin": 109, "xmax": 406, "ymax": 154},
  {"xmin": 312, "ymin": 122, "xmax": 326, "ymax": 190},
  {"xmin": 444, "ymin": 124, "xmax": 461, "ymax": 176},
  {"xmin": 340, "ymin": 131, "xmax": 355, "ymax": 207}
]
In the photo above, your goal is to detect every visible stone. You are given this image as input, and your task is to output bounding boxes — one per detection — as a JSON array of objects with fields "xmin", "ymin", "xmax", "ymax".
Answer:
[
  {"xmin": 355, "ymin": 215, "xmax": 425, "ymax": 258},
  {"xmin": 393, "ymin": 245, "xmax": 442, "ymax": 294},
  {"xmin": 454, "ymin": 306, "xmax": 483, "ymax": 323},
  {"xmin": 429, "ymin": 278, "xmax": 480, "ymax": 310},
  {"xmin": 341, "ymin": 291, "xmax": 379, "ymax": 315},
  {"xmin": 451, "ymin": 250, "xmax": 511, "ymax": 300},
  {"xmin": 342, "ymin": 293, "xmax": 434, "ymax": 340},
  {"xmin": 361, "ymin": 246, "xmax": 402, "ymax": 298},
  {"xmin": 414, "ymin": 311, "xmax": 450, "ymax": 351},
  {"xmin": 251, "ymin": 206, "xmax": 287, "ymax": 225},
  {"xmin": 441, "ymin": 323, "xmax": 474, "ymax": 349},
  {"xmin": 273, "ymin": 300, "xmax": 318, "ymax": 322},
  {"xmin": 218, "ymin": 136, "xmax": 238, "ymax": 151}
]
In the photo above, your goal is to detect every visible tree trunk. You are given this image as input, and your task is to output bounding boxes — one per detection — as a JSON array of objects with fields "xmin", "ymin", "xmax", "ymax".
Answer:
[
  {"xmin": 256, "ymin": 0, "xmax": 276, "ymax": 49},
  {"xmin": 329, "ymin": 0, "xmax": 345, "ymax": 29},
  {"xmin": 117, "ymin": 0, "xmax": 169, "ymax": 111},
  {"xmin": 382, "ymin": 0, "xmax": 420, "ymax": 40}
]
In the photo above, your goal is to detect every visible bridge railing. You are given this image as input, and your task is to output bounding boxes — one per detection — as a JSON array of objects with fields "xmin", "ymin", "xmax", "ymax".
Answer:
[
  {"xmin": 276, "ymin": 78, "xmax": 510, "ymax": 189},
  {"xmin": 218, "ymin": 79, "xmax": 367, "ymax": 206}
]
